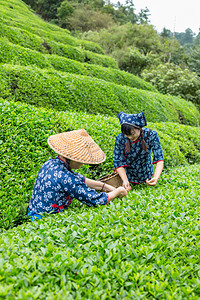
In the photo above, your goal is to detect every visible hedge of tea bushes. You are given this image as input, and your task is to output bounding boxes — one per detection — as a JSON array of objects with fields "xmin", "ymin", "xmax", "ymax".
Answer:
[
  {"xmin": 0, "ymin": 25, "xmax": 117, "ymax": 68},
  {"xmin": 0, "ymin": 0, "xmax": 104, "ymax": 54},
  {"xmin": 0, "ymin": 164, "xmax": 200, "ymax": 299},
  {"xmin": 1, "ymin": 98, "xmax": 200, "ymax": 229},
  {"xmin": 42, "ymin": 39, "xmax": 118, "ymax": 68},
  {"xmin": 0, "ymin": 38, "xmax": 156, "ymax": 92},
  {"xmin": 0, "ymin": 64, "xmax": 199, "ymax": 126}
]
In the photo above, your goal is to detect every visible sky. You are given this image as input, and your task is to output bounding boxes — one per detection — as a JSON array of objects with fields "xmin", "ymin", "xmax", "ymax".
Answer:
[{"xmin": 111, "ymin": 0, "xmax": 200, "ymax": 35}]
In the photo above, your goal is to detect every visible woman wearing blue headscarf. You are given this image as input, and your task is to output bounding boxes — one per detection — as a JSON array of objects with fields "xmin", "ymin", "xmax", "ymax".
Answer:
[{"xmin": 113, "ymin": 112, "xmax": 164, "ymax": 191}]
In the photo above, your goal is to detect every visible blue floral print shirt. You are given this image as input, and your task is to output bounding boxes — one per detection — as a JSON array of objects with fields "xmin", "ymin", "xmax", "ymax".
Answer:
[
  {"xmin": 29, "ymin": 157, "xmax": 108, "ymax": 215},
  {"xmin": 113, "ymin": 128, "xmax": 164, "ymax": 184}
]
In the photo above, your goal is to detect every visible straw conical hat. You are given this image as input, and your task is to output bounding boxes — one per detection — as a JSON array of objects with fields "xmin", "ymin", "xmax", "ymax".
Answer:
[{"xmin": 47, "ymin": 129, "xmax": 106, "ymax": 164}]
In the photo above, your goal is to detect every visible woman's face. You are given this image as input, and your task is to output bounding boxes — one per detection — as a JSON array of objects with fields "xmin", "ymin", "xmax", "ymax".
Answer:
[{"xmin": 125, "ymin": 128, "xmax": 141, "ymax": 142}]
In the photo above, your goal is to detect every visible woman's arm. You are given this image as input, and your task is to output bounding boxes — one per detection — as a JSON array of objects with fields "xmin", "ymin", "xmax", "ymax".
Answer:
[
  {"xmin": 85, "ymin": 178, "xmax": 127, "ymax": 203},
  {"xmin": 85, "ymin": 178, "xmax": 116, "ymax": 192},
  {"xmin": 116, "ymin": 167, "xmax": 131, "ymax": 191},
  {"xmin": 146, "ymin": 161, "xmax": 164, "ymax": 186}
]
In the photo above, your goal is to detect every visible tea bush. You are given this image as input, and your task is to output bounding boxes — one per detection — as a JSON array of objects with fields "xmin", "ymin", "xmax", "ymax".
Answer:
[
  {"xmin": 0, "ymin": 64, "xmax": 199, "ymax": 126},
  {"xmin": 0, "ymin": 1, "xmax": 119, "ymax": 69},
  {"xmin": 0, "ymin": 25, "xmax": 116, "ymax": 68},
  {"xmin": 0, "ymin": 38, "xmax": 156, "ymax": 91},
  {"xmin": 0, "ymin": 163, "xmax": 200, "ymax": 298},
  {"xmin": 0, "ymin": 0, "xmax": 104, "ymax": 54},
  {"xmin": 1, "ymin": 98, "xmax": 200, "ymax": 230}
]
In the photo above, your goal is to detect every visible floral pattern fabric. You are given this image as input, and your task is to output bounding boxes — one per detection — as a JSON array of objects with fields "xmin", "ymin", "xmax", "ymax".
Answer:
[
  {"xmin": 28, "ymin": 157, "xmax": 108, "ymax": 216},
  {"xmin": 113, "ymin": 128, "xmax": 164, "ymax": 184}
]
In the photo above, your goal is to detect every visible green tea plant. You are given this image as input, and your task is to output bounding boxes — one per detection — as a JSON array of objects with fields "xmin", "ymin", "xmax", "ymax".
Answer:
[
  {"xmin": 0, "ymin": 25, "xmax": 116, "ymax": 68},
  {"xmin": 0, "ymin": 0, "xmax": 104, "ymax": 54},
  {"xmin": 1, "ymin": 98, "xmax": 200, "ymax": 230},
  {"xmin": 0, "ymin": 164, "xmax": 199, "ymax": 299},
  {"xmin": 0, "ymin": 37, "xmax": 156, "ymax": 91},
  {"xmin": 0, "ymin": 64, "xmax": 199, "ymax": 126}
]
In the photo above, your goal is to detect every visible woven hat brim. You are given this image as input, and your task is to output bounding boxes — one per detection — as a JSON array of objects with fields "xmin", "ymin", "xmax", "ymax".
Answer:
[{"xmin": 47, "ymin": 130, "xmax": 106, "ymax": 164}]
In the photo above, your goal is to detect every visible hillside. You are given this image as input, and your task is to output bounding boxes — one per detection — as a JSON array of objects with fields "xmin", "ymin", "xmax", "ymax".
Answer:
[{"xmin": 0, "ymin": 0, "xmax": 199, "ymax": 126}]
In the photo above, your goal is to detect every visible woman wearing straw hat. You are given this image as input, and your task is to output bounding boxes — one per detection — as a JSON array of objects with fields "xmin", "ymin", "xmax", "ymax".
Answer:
[
  {"xmin": 28, "ymin": 129, "xmax": 127, "ymax": 220},
  {"xmin": 113, "ymin": 112, "xmax": 164, "ymax": 191}
]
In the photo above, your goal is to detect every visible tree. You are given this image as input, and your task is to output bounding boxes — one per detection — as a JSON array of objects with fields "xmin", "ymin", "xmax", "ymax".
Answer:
[
  {"xmin": 141, "ymin": 63, "xmax": 200, "ymax": 107},
  {"xmin": 137, "ymin": 7, "xmax": 150, "ymax": 24},
  {"xmin": 113, "ymin": 0, "xmax": 137, "ymax": 25},
  {"xmin": 112, "ymin": 47, "xmax": 152, "ymax": 75},
  {"xmin": 35, "ymin": 0, "xmax": 63, "ymax": 20},
  {"xmin": 66, "ymin": 7, "xmax": 115, "ymax": 32},
  {"xmin": 57, "ymin": 0, "xmax": 74, "ymax": 28},
  {"xmin": 188, "ymin": 44, "xmax": 200, "ymax": 76},
  {"xmin": 160, "ymin": 27, "xmax": 172, "ymax": 39},
  {"xmin": 159, "ymin": 38, "xmax": 187, "ymax": 66},
  {"xmin": 175, "ymin": 28, "xmax": 195, "ymax": 46}
]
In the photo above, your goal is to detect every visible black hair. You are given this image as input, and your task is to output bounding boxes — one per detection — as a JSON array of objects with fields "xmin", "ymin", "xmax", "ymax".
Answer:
[
  {"xmin": 121, "ymin": 123, "xmax": 138, "ymax": 136},
  {"xmin": 121, "ymin": 123, "xmax": 147, "ymax": 153}
]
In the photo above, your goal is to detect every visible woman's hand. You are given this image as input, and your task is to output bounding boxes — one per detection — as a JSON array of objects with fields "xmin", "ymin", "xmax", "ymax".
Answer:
[
  {"xmin": 117, "ymin": 186, "xmax": 128, "ymax": 198},
  {"xmin": 146, "ymin": 177, "xmax": 158, "ymax": 186},
  {"xmin": 123, "ymin": 180, "xmax": 132, "ymax": 191},
  {"xmin": 107, "ymin": 186, "xmax": 127, "ymax": 202},
  {"xmin": 146, "ymin": 161, "xmax": 164, "ymax": 186},
  {"xmin": 116, "ymin": 167, "xmax": 131, "ymax": 192}
]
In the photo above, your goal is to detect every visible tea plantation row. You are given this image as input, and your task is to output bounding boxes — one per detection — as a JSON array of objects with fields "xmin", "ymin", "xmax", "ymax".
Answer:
[
  {"xmin": 0, "ymin": 0, "xmax": 119, "ymax": 69},
  {"xmin": 0, "ymin": 64, "xmax": 199, "ymax": 126},
  {"xmin": 0, "ymin": 38, "xmax": 156, "ymax": 92},
  {"xmin": 0, "ymin": 164, "xmax": 200, "ymax": 299},
  {"xmin": 0, "ymin": 24, "xmax": 116, "ymax": 69},
  {"xmin": 0, "ymin": 0, "xmax": 104, "ymax": 54},
  {"xmin": 1, "ymin": 98, "xmax": 200, "ymax": 230}
]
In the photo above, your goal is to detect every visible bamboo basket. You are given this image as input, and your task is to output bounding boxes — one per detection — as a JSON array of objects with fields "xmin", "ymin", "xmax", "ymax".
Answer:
[{"xmin": 98, "ymin": 172, "xmax": 123, "ymax": 188}]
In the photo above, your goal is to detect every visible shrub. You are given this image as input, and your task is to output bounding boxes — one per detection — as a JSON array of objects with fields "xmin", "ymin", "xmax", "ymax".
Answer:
[
  {"xmin": 0, "ymin": 24, "xmax": 116, "ymax": 68},
  {"xmin": 141, "ymin": 63, "xmax": 200, "ymax": 108},
  {"xmin": 0, "ymin": 38, "xmax": 156, "ymax": 91},
  {"xmin": 0, "ymin": 0, "xmax": 105, "ymax": 54},
  {"xmin": 0, "ymin": 64, "xmax": 199, "ymax": 126}
]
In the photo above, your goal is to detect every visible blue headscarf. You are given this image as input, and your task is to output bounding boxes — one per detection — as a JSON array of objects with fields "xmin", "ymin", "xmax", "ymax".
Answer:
[{"xmin": 118, "ymin": 112, "xmax": 147, "ymax": 128}]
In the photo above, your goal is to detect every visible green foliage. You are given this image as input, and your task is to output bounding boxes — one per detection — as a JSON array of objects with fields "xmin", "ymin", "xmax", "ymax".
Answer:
[
  {"xmin": 188, "ymin": 44, "xmax": 200, "ymax": 76},
  {"xmin": 141, "ymin": 63, "xmax": 200, "ymax": 108},
  {"xmin": 63, "ymin": 7, "xmax": 115, "ymax": 32},
  {"xmin": 1, "ymin": 98, "xmax": 200, "ymax": 230},
  {"xmin": 82, "ymin": 23, "xmax": 162, "ymax": 55},
  {"xmin": 0, "ymin": 24, "xmax": 117, "ymax": 68},
  {"xmin": 175, "ymin": 28, "xmax": 195, "ymax": 47},
  {"xmin": 112, "ymin": 47, "xmax": 153, "ymax": 76},
  {"xmin": 0, "ymin": 162, "xmax": 200, "ymax": 298},
  {"xmin": 57, "ymin": 0, "xmax": 74, "ymax": 28},
  {"xmin": 22, "ymin": 0, "xmax": 149, "ymax": 29},
  {"xmin": 0, "ymin": 2, "xmax": 199, "ymax": 297},
  {"xmin": 23, "ymin": 0, "xmax": 63, "ymax": 21},
  {"xmin": 0, "ymin": 38, "xmax": 156, "ymax": 91},
  {"xmin": 0, "ymin": 0, "xmax": 105, "ymax": 54},
  {"xmin": 0, "ymin": 63, "xmax": 199, "ymax": 125}
]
